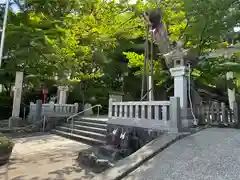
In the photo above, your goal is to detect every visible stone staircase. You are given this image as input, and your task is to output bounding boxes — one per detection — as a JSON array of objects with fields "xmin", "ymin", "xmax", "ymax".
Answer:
[{"xmin": 52, "ymin": 116, "xmax": 108, "ymax": 146}]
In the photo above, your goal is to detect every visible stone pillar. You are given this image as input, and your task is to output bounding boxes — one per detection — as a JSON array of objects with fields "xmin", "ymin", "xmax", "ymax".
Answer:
[
  {"xmin": 170, "ymin": 66, "xmax": 188, "ymax": 108},
  {"xmin": 35, "ymin": 100, "xmax": 42, "ymax": 122},
  {"xmin": 57, "ymin": 86, "xmax": 68, "ymax": 104},
  {"xmin": 170, "ymin": 66, "xmax": 191, "ymax": 128},
  {"xmin": 226, "ymin": 71, "xmax": 236, "ymax": 110},
  {"xmin": 169, "ymin": 97, "xmax": 181, "ymax": 133},
  {"xmin": 74, "ymin": 103, "xmax": 79, "ymax": 113},
  {"xmin": 9, "ymin": 71, "xmax": 24, "ymax": 127},
  {"xmin": 84, "ymin": 103, "xmax": 93, "ymax": 116}
]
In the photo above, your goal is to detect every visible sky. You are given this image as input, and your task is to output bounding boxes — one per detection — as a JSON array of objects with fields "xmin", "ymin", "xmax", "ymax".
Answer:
[
  {"xmin": 0, "ymin": 0, "xmax": 139, "ymax": 13},
  {"xmin": 0, "ymin": 0, "xmax": 19, "ymax": 13},
  {"xmin": 234, "ymin": 27, "xmax": 240, "ymax": 32}
]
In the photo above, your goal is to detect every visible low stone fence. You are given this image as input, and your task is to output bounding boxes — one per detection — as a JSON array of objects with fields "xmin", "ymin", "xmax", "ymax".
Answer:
[
  {"xmin": 196, "ymin": 101, "xmax": 238, "ymax": 126},
  {"xmin": 108, "ymin": 97, "xmax": 180, "ymax": 133},
  {"xmin": 29, "ymin": 102, "xmax": 78, "ymax": 117}
]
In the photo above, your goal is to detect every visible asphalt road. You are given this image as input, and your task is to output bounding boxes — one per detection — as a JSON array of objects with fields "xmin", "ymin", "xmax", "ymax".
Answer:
[{"xmin": 123, "ymin": 128, "xmax": 240, "ymax": 180}]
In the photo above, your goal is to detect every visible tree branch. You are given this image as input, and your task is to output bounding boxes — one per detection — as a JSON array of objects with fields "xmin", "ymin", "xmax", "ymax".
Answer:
[
  {"xmin": 198, "ymin": 17, "xmax": 209, "ymax": 54},
  {"xmin": 178, "ymin": 18, "xmax": 189, "ymax": 41}
]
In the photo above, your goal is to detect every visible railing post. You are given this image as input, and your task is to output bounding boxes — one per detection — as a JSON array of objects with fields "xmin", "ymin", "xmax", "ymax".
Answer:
[
  {"xmin": 147, "ymin": 104, "xmax": 151, "ymax": 120},
  {"xmin": 74, "ymin": 103, "xmax": 79, "ymax": 113},
  {"xmin": 49, "ymin": 101, "xmax": 54, "ymax": 113},
  {"xmin": 119, "ymin": 104, "xmax": 123, "ymax": 118},
  {"xmin": 135, "ymin": 105, "xmax": 139, "ymax": 119},
  {"xmin": 229, "ymin": 109, "xmax": 233, "ymax": 123},
  {"xmin": 162, "ymin": 105, "xmax": 167, "ymax": 122},
  {"xmin": 141, "ymin": 104, "xmax": 145, "ymax": 119},
  {"xmin": 97, "ymin": 105, "xmax": 100, "ymax": 117},
  {"xmin": 63, "ymin": 105, "xmax": 66, "ymax": 113},
  {"xmin": 216, "ymin": 102, "xmax": 220, "ymax": 124},
  {"xmin": 221, "ymin": 102, "xmax": 226, "ymax": 125},
  {"xmin": 71, "ymin": 117, "xmax": 73, "ymax": 134},
  {"xmin": 202, "ymin": 106, "xmax": 205, "ymax": 124},
  {"xmin": 43, "ymin": 116, "xmax": 46, "ymax": 132},
  {"xmin": 30, "ymin": 102, "xmax": 34, "ymax": 115},
  {"xmin": 169, "ymin": 97, "xmax": 181, "ymax": 133},
  {"xmin": 124, "ymin": 105, "xmax": 128, "ymax": 118},
  {"xmin": 233, "ymin": 102, "xmax": 238, "ymax": 123},
  {"xmin": 210, "ymin": 103, "xmax": 214, "ymax": 125},
  {"xmin": 154, "ymin": 105, "xmax": 159, "ymax": 120},
  {"xmin": 35, "ymin": 100, "xmax": 42, "ymax": 123},
  {"xmin": 114, "ymin": 104, "xmax": 117, "ymax": 117},
  {"xmin": 206, "ymin": 105, "xmax": 210, "ymax": 124},
  {"xmin": 108, "ymin": 99, "xmax": 113, "ymax": 119},
  {"xmin": 234, "ymin": 102, "xmax": 240, "ymax": 128},
  {"xmin": 129, "ymin": 103, "xmax": 133, "ymax": 118}
]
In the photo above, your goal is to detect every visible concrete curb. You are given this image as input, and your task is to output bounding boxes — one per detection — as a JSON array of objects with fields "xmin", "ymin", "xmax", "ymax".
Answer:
[{"xmin": 93, "ymin": 127, "xmax": 206, "ymax": 180}]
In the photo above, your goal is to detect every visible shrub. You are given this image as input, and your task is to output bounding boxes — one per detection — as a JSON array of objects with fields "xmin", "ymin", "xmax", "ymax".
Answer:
[{"xmin": 0, "ymin": 136, "xmax": 14, "ymax": 155}]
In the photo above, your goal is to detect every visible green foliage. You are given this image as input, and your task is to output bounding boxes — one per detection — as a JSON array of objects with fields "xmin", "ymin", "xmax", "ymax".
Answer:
[
  {"xmin": 0, "ymin": 0, "xmax": 240, "ymax": 102},
  {"xmin": 123, "ymin": 52, "xmax": 144, "ymax": 74},
  {"xmin": 0, "ymin": 135, "xmax": 14, "ymax": 154}
]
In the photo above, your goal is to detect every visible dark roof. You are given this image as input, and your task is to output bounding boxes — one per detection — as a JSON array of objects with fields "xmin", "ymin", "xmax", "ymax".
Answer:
[{"xmin": 192, "ymin": 80, "xmax": 228, "ymax": 102}]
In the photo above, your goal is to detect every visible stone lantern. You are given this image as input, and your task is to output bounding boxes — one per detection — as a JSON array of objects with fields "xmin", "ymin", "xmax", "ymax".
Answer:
[{"xmin": 168, "ymin": 41, "xmax": 192, "ymax": 128}]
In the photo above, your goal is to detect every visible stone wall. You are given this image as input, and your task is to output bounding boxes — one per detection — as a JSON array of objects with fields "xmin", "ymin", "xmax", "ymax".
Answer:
[
  {"xmin": 107, "ymin": 124, "xmax": 164, "ymax": 148},
  {"xmin": 26, "ymin": 115, "xmax": 65, "ymax": 132}
]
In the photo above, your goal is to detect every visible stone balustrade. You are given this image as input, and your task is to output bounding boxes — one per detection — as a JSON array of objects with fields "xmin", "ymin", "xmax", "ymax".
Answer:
[
  {"xmin": 29, "ymin": 102, "xmax": 78, "ymax": 117},
  {"xmin": 108, "ymin": 97, "xmax": 180, "ymax": 133},
  {"xmin": 196, "ymin": 101, "xmax": 238, "ymax": 126}
]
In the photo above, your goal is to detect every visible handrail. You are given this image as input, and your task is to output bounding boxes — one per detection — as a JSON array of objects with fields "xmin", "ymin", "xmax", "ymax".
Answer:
[
  {"xmin": 140, "ymin": 88, "xmax": 152, "ymax": 101},
  {"xmin": 67, "ymin": 104, "xmax": 102, "ymax": 122},
  {"xmin": 67, "ymin": 104, "xmax": 102, "ymax": 134}
]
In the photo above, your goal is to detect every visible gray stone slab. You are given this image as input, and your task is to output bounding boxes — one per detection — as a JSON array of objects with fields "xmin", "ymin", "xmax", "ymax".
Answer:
[
  {"xmin": 123, "ymin": 128, "xmax": 240, "ymax": 180},
  {"xmin": 93, "ymin": 132, "xmax": 190, "ymax": 180},
  {"xmin": 0, "ymin": 134, "xmax": 95, "ymax": 180}
]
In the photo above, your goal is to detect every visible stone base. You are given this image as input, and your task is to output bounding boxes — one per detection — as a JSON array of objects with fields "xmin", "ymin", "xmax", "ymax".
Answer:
[
  {"xmin": 98, "ymin": 145, "xmax": 116, "ymax": 158},
  {"xmin": 181, "ymin": 118, "xmax": 193, "ymax": 128},
  {"xmin": 98, "ymin": 145, "xmax": 131, "ymax": 162},
  {"xmin": 27, "ymin": 116, "xmax": 65, "ymax": 131},
  {"xmin": 76, "ymin": 124, "xmax": 164, "ymax": 174},
  {"xmin": 77, "ymin": 148, "xmax": 113, "ymax": 173},
  {"xmin": 107, "ymin": 124, "xmax": 163, "ymax": 148},
  {"xmin": 8, "ymin": 117, "xmax": 22, "ymax": 128},
  {"xmin": 180, "ymin": 108, "xmax": 198, "ymax": 130}
]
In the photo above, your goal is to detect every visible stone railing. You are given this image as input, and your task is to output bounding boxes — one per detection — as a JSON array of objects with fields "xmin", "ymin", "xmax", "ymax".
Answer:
[
  {"xmin": 108, "ymin": 97, "xmax": 180, "ymax": 133},
  {"xmin": 196, "ymin": 101, "xmax": 238, "ymax": 126},
  {"xmin": 29, "ymin": 102, "xmax": 78, "ymax": 117}
]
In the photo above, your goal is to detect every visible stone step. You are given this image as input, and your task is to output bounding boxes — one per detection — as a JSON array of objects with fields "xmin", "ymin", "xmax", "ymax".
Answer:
[
  {"xmin": 56, "ymin": 126, "xmax": 106, "ymax": 141},
  {"xmin": 76, "ymin": 117, "xmax": 108, "ymax": 125},
  {"xmin": 63, "ymin": 123, "xmax": 107, "ymax": 135},
  {"xmin": 52, "ymin": 129, "xmax": 105, "ymax": 146},
  {"xmin": 74, "ymin": 121, "xmax": 108, "ymax": 129}
]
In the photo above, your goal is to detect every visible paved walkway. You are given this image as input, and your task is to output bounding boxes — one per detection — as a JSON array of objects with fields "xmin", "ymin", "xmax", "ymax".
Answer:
[
  {"xmin": 0, "ymin": 133, "xmax": 95, "ymax": 180},
  {"xmin": 123, "ymin": 128, "xmax": 240, "ymax": 180}
]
